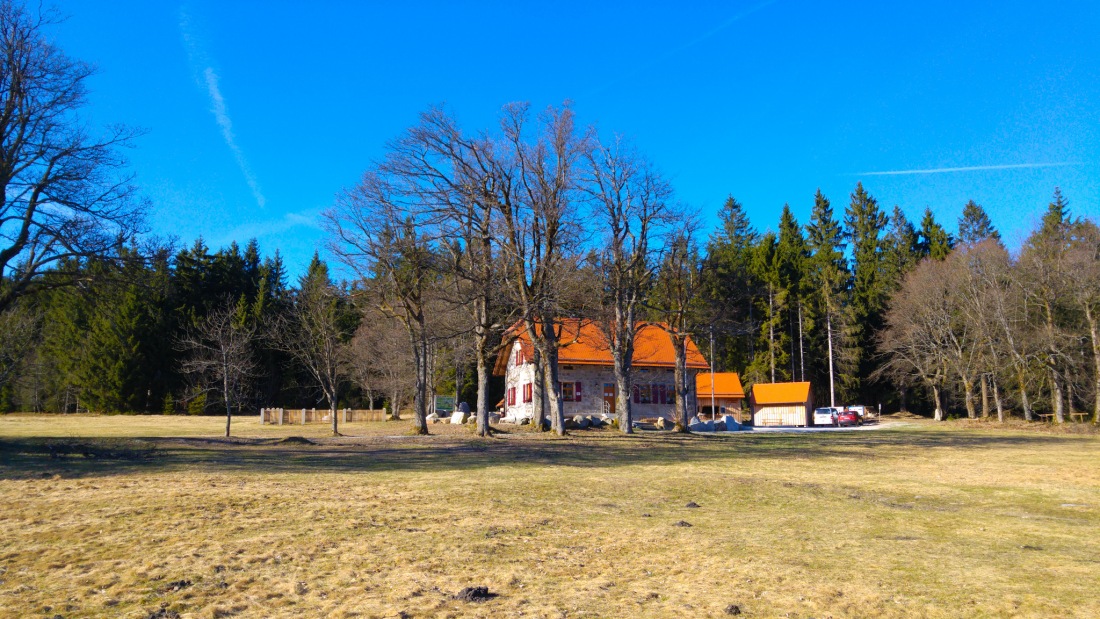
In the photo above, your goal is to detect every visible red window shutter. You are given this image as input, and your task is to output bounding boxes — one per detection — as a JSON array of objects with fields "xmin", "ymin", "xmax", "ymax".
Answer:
[
  {"xmin": 575, "ymin": 382, "xmax": 582, "ymax": 401},
  {"xmin": 659, "ymin": 384, "xmax": 666, "ymax": 404},
  {"xmin": 633, "ymin": 386, "xmax": 640, "ymax": 403}
]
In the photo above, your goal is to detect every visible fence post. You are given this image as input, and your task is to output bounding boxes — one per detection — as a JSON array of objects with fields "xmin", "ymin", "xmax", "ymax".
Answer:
[
  {"xmin": 279, "ymin": 408, "xmax": 284, "ymax": 425},
  {"xmin": 259, "ymin": 408, "xmax": 265, "ymax": 425}
]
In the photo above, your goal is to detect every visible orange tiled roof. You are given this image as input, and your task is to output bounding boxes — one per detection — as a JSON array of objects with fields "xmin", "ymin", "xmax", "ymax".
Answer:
[
  {"xmin": 696, "ymin": 373, "xmax": 745, "ymax": 399},
  {"xmin": 751, "ymin": 382, "xmax": 812, "ymax": 405},
  {"xmin": 493, "ymin": 319, "xmax": 708, "ymax": 375}
]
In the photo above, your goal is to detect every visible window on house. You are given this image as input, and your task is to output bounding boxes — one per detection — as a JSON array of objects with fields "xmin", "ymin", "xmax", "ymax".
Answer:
[
  {"xmin": 561, "ymin": 382, "xmax": 574, "ymax": 402},
  {"xmin": 522, "ymin": 382, "xmax": 532, "ymax": 403},
  {"xmin": 640, "ymin": 384, "xmax": 652, "ymax": 404},
  {"xmin": 507, "ymin": 387, "xmax": 516, "ymax": 406},
  {"xmin": 514, "ymin": 350, "xmax": 522, "ymax": 366}
]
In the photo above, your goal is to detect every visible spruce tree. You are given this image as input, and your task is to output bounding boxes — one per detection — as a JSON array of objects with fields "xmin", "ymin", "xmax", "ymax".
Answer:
[
  {"xmin": 777, "ymin": 204, "xmax": 810, "ymax": 381},
  {"xmin": 845, "ymin": 182, "xmax": 889, "ymax": 404},
  {"xmin": 882, "ymin": 206, "xmax": 921, "ymax": 292},
  {"xmin": 748, "ymin": 231, "xmax": 789, "ymax": 384},
  {"xmin": 805, "ymin": 189, "xmax": 850, "ymax": 407},
  {"xmin": 958, "ymin": 200, "xmax": 1000, "ymax": 245},
  {"xmin": 919, "ymin": 208, "xmax": 954, "ymax": 260},
  {"xmin": 704, "ymin": 195, "xmax": 761, "ymax": 373}
]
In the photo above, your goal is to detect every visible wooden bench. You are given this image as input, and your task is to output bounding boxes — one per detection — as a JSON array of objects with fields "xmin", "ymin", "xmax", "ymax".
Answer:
[
  {"xmin": 1036, "ymin": 413, "xmax": 1054, "ymax": 422},
  {"xmin": 1069, "ymin": 412, "xmax": 1090, "ymax": 423}
]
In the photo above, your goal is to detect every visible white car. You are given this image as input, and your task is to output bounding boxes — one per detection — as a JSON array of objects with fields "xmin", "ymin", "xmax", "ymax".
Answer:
[{"xmin": 813, "ymin": 407, "xmax": 840, "ymax": 426}]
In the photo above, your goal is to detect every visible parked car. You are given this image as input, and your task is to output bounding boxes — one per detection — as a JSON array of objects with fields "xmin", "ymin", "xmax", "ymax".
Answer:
[
  {"xmin": 836, "ymin": 410, "xmax": 861, "ymax": 427},
  {"xmin": 845, "ymin": 404, "xmax": 876, "ymax": 420},
  {"xmin": 813, "ymin": 407, "xmax": 840, "ymax": 426}
]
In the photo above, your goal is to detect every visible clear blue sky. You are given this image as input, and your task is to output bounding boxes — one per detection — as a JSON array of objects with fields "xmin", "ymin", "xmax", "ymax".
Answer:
[{"xmin": 51, "ymin": 0, "xmax": 1099, "ymax": 276}]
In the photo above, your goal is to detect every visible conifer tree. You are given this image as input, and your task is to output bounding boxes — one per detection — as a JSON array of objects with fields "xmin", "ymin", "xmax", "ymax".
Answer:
[
  {"xmin": 958, "ymin": 200, "xmax": 1000, "ymax": 245},
  {"xmin": 805, "ymin": 189, "xmax": 850, "ymax": 407},
  {"xmin": 777, "ymin": 204, "xmax": 809, "ymax": 381},
  {"xmin": 704, "ymin": 196, "xmax": 761, "ymax": 373},
  {"xmin": 845, "ymin": 182, "xmax": 889, "ymax": 403},
  {"xmin": 882, "ymin": 206, "xmax": 921, "ymax": 292},
  {"xmin": 919, "ymin": 208, "xmax": 954, "ymax": 260},
  {"xmin": 748, "ymin": 232, "xmax": 789, "ymax": 384}
]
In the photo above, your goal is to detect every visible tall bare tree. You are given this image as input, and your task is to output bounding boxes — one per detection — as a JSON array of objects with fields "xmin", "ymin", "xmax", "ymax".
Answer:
[
  {"xmin": 878, "ymin": 258, "xmax": 955, "ymax": 420},
  {"xmin": 0, "ymin": 1, "xmax": 145, "ymax": 313},
  {"xmin": 328, "ymin": 167, "xmax": 440, "ymax": 434},
  {"xmin": 1019, "ymin": 190, "xmax": 1075, "ymax": 422},
  {"xmin": 493, "ymin": 103, "xmax": 587, "ymax": 436},
  {"xmin": 348, "ymin": 313, "xmax": 416, "ymax": 419},
  {"xmin": 178, "ymin": 303, "xmax": 256, "ymax": 437},
  {"xmin": 270, "ymin": 263, "xmax": 355, "ymax": 436},
  {"xmin": 584, "ymin": 134, "xmax": 674, "ymax": 433},
  {"xmin": 650, "ymin": 221, "xmax": 704, "ymax": 430},
  {"xmin": 1065, "ymin": 220, "xmax": 1100, "ymax": 422}
]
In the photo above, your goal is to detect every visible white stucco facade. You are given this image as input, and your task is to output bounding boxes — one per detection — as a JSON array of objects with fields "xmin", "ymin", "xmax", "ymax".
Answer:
[{"xmin": 501, "ymin": 341, "xmax": 697, "ymax": 422}]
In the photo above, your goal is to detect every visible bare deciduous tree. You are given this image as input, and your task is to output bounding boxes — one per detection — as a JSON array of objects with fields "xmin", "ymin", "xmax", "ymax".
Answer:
[
  {"xmin": 328, "ymin": 170, "xmax": 439, "ymax": 435},
  {"xmin": 177, "ymin": 304, "xmax": 256, "ymax": 437},
  {"xmin": 1065, "ymin": 221, "xmax": 1100, "ymax": 422},
  {"xmin": 584, "ymin": 134, "xmax": 675, "ymax": 434},
  {"xmin": 651, "ymin": 221, "xmax": 704, "ymax": 431},
  {"xmin": 877, "ymin": 258, "xmax": 954, "ymax": 420},
  {"xmin": 270, "ymin": 282, "xmax": 353, "ymax": 436},
  {"xmin": 0, "ymin": 1, "xmax": 145, "ymax": 313},
  {"xmin": 493, "ymin": 103, "xmax": 587, "ymax": 436}
]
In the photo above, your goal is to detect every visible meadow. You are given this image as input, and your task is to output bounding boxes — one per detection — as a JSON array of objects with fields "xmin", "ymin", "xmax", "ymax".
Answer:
[{"xmin": 0, "ymin": 414, "xmax": 1097, "ymax": 618}]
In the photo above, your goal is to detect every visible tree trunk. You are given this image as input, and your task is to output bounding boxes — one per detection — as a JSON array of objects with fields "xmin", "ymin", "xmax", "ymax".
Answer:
[
  {"xmin": 992, "ymin": 375, "xmax": 1005, "ymax": 423},
  {"xmin": 980, "ymin": 374, "xmax": 990, "ymax": 419},
  {"xmin": 768, "ymin": 286, "xmax": 776, "ymax": 383},
  {"xmin": 932, "ymin": 384, "xmax": 945, "ymax": 421},
  {"xmin": 531, "ymin": 348, "xmax": 546, "ymax": 431},
  {"xmin": 797, "ymin": 301, "xmax": 805, "ymax": 382},
  {"xmin": 223, "ymin": 360, "xmax": 232, "ymax": 438},
  {"xmin": 541, "ymin": 346, "xmax": 566, "ymax": 436},
  {"xmin": 1085, "ymin": 304, "xmax": 1100, "ymax": 424},
  {"xmin": 963, "ymin": 377, "xmax": 977, "ymax": 419},
  {"xmin": 614, "ymin": 359, "xmax": 632, "ymax": 435},
  {"xmin": 411, "ymin": 333, "xmax": 430, "ymax": 435},
  {"xmin": 1017, "ymin": 368, "xmax": 1033, "ymax": 421},
  {"xmin": 1044, "ymin": 302, "xmax": 1065, "ymax": 423},
  {"xmin": 330, "ymin": 395, "xmax": 339, "ymax": 436},
  {"xmin": 1050, "ymin": 369, "xmax": 1065, "ymax": 423},
  {"xmin": 474, "ymin": 335, "xmax": 490, "ymax": 437},
  {"xmin": 672, "ymin": 334, "xmax": 690, "ymax": 431},
  {"xmin": 827, "ymin": 312, "xmax": 836, "ymax": 407}
]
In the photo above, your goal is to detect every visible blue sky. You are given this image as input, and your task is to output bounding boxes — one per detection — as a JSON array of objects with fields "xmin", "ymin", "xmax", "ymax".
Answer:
[{"xmin": 52, "ymin": 1, "xmax": 1099, "ymax": 276}]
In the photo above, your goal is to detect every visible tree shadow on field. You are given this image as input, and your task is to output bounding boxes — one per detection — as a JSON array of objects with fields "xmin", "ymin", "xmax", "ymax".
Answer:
[{"xmin": 0, "ymin": 427, "xmax": 1089, "ymax": 481}]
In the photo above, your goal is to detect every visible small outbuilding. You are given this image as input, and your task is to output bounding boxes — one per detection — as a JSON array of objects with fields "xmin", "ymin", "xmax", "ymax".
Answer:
[
  {"xmin": 749, "ymin": 382, "xmax": 812, "ymax": 427},
  {"xmin": 696, "ymin": 372, "xmax": 746, "ymax": 421}
]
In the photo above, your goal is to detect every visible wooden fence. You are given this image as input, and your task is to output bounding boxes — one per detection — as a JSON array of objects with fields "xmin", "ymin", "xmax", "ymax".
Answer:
[{"xmin": 259, "ymin": 408, "xmax": 387, "ymax": 425}]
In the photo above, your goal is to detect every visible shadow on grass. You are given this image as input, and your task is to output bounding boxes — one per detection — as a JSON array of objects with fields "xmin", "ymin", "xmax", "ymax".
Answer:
[{"xmin": 0, "ymin": 426, "xmax": 1090, "ymax": 481}]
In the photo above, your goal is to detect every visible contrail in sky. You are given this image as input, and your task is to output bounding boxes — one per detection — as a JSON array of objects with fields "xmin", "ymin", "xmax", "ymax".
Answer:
[
  {"xmin": 179, "ymin": 7, "xmax": 266, "ymax": 208},
  {"xmin": 856, "ymin": 162, "xmax": 1079, "ymax": 176}
]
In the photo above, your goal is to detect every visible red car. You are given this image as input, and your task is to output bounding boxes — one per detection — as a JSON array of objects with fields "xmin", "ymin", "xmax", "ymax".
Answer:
[{"xmin": 836, "ymin": 410, "xmax": 861, "ymax": 427}]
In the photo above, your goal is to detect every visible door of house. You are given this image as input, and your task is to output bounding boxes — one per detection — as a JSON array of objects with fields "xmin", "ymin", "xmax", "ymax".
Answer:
[{"xmin": 603, "ymin": 383, "xmax": 616, "ymax": 415}]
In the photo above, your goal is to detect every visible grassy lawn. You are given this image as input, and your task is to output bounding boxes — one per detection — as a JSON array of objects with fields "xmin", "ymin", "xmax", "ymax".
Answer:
[{"xmin": 0, "ymin": 415, "xmax": 1097, "ymax": 618}]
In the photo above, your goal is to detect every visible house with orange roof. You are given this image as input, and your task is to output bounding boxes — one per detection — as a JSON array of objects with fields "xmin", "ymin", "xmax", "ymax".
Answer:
[
  {"xmin": 493, "ymin": 319, "xmax": 709, "ymax": 422},
  {"xmin": 696, "ymin": 372, "xmax": 746, "ymax": 421},
  {"xmin": 749, "ymin": 381, "xmax": 813, "ymax": 427}
]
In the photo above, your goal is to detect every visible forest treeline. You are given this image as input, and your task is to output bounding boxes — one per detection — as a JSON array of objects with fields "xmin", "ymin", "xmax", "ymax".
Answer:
[{"xmin": 1, "ymin": 0, "xmax": 1098, "ymax": 435}]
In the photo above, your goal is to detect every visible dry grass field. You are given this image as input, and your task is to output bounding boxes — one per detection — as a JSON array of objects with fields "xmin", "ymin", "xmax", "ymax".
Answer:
[{"xmin": 0, "ymin": 414, "xmax": 1097, "ymax": 619}]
